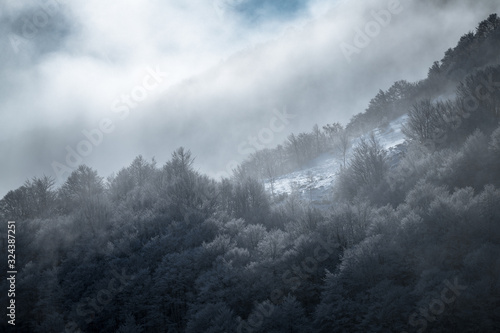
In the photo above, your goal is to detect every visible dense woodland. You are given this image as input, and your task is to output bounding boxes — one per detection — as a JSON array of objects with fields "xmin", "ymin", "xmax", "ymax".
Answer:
[{"xmin": 1, "ymin": 14, "xmax": 500, "ymax": 333}]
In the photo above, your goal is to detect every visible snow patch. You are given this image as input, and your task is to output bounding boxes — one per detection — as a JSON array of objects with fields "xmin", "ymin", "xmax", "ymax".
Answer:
[{"xmin": 264, "ymin": 114, "xmax": 409, "ymax": 206}]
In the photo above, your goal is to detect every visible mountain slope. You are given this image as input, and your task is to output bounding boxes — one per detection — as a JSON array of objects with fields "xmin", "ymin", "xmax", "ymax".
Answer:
[{"xmin": 266, "ymin": 114, "xmax": 408, "ymax": 206}]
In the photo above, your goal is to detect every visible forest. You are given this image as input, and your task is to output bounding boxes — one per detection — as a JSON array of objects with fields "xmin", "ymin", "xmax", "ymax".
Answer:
[{"xmin": 1, "ymin": 13, "xmax": 500, "ymax": 333}]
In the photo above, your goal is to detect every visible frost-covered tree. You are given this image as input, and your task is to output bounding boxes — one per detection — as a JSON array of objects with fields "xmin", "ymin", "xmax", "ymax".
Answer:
[{"xmin": 336, "ymin": 134, "xmax": 388, "ymax": 202}]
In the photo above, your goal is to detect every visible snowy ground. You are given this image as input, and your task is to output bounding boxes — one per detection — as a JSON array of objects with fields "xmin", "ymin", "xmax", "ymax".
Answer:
[{"xmin": 264, "ymin": 114, "xmax": 409, "ymax": 207}]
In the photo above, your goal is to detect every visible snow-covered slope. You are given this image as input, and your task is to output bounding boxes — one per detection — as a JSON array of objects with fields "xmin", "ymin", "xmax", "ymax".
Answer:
[{"xmin": 265, "ymin": 114, "xmax": 409, "ymax": 208}]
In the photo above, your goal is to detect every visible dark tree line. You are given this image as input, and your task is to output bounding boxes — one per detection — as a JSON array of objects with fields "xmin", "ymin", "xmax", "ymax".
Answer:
[{"xmin": 1, "ymin": 13, "xmax": 500, "ymax": 333}]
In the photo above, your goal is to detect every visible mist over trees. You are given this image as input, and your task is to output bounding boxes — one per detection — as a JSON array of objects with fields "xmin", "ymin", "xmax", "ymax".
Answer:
[{"xmin": 1, "ymin": 13, "xmax": 500, "ymax": 333}]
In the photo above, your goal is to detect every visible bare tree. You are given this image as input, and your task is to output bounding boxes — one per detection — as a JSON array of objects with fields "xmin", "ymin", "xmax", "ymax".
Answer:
[
  {"xmin": 349, "ymin": 134, "xmax": 387, "ymax": 188},
  {"xmin": 264, "ymin": 155, "xmax": 277, "ymax": 197},
  {"xmin": 323, "ymin": 122, "xmax": 343, "ymax": 149},
  {"xmin": 312, "ymin": 124, "xmax": 326, "ymax": 154},
  {"xmin": 336, "ymin": 128, "xmax": 351, "ymax": 168}
]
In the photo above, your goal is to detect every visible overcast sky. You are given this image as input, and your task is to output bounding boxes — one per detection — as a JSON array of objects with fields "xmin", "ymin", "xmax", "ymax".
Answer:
[{"xmin": 1, "ymin": 0, "xmax": 499, "ymax": 196}]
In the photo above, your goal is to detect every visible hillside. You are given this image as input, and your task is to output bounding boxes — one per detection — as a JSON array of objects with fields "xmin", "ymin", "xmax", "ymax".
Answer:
[
  {"xmin": 265, "ymin": 114, "xmax": 408, "ymax": 206},
  {"xmin": 1, "ymin": 12, "xmax": 500, "ymax": 333}
]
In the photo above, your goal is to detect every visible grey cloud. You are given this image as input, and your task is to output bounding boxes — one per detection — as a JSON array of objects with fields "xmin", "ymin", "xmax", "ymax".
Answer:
[{"xmin": 1, "ymin": 0, "xmax": 499, "ymax": 196}]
